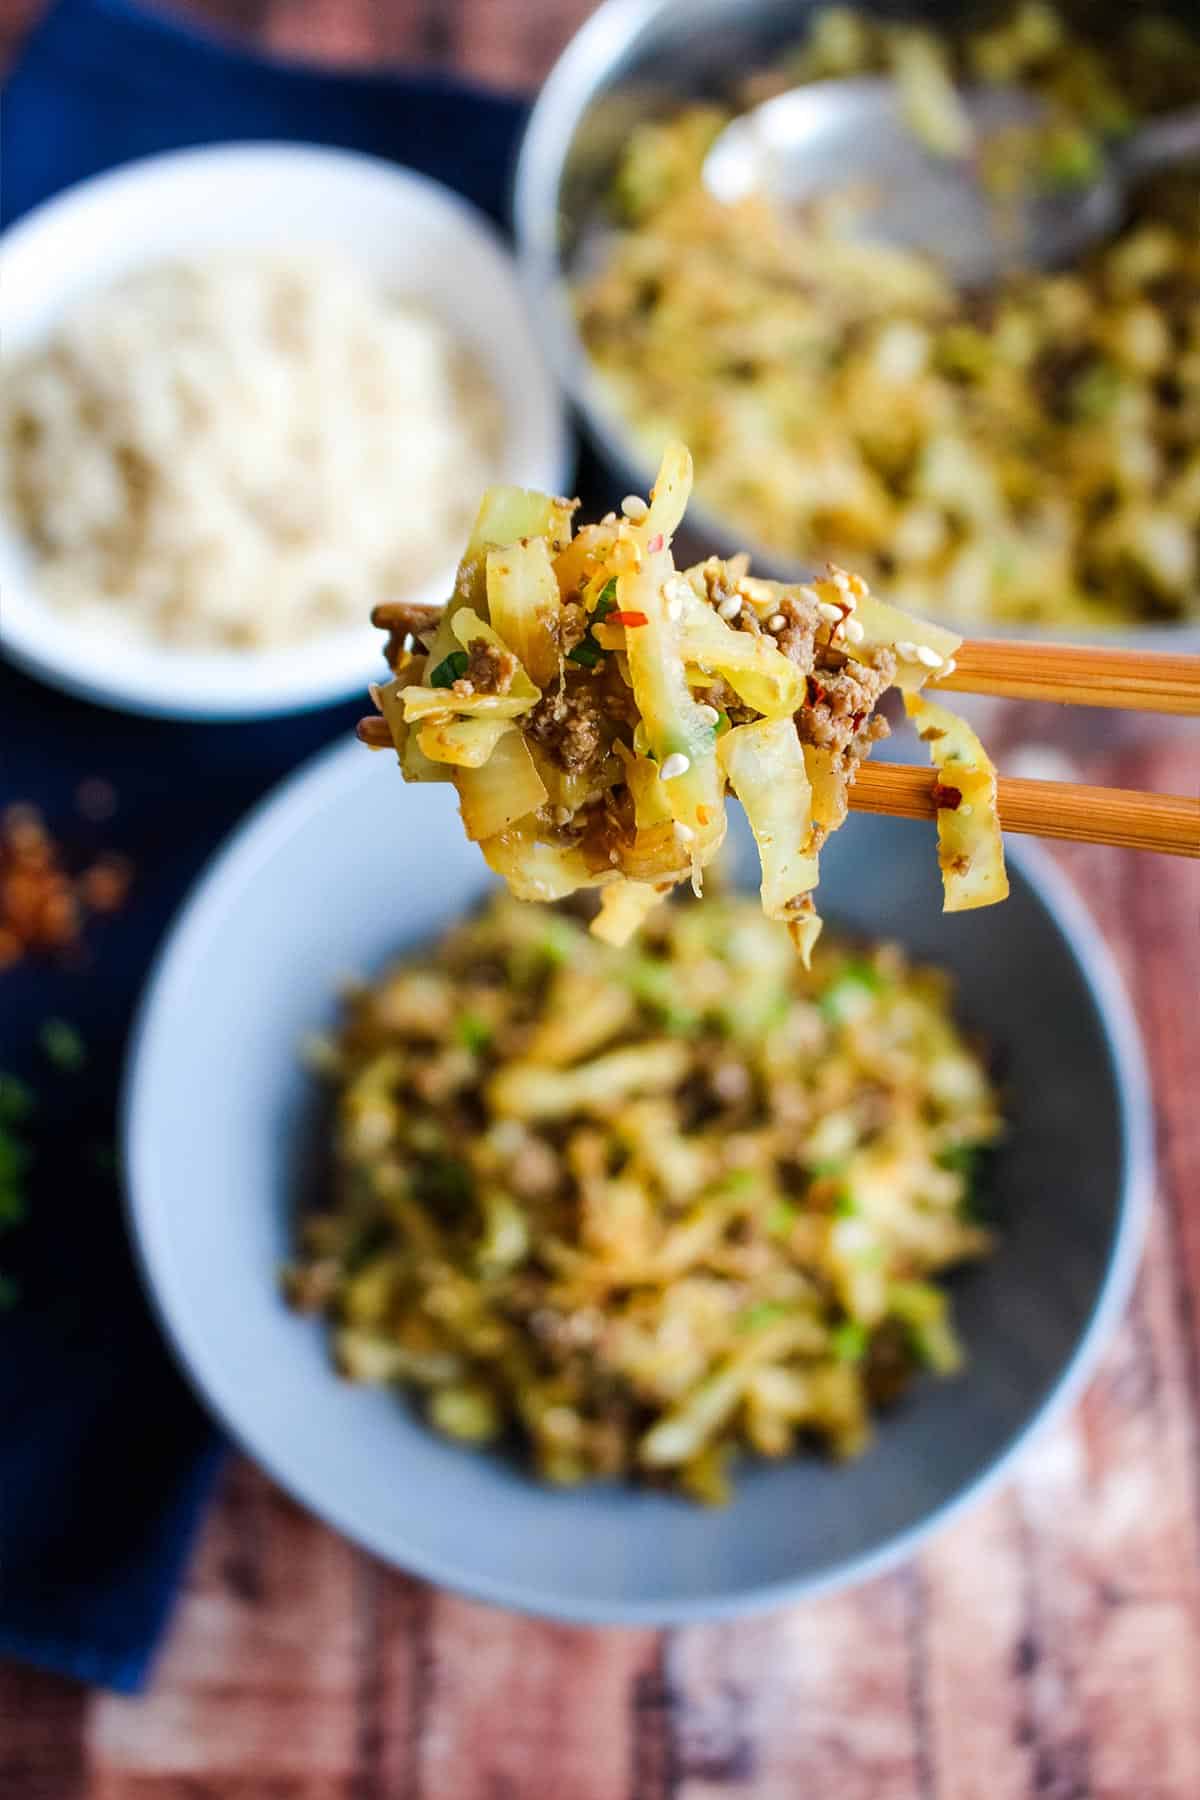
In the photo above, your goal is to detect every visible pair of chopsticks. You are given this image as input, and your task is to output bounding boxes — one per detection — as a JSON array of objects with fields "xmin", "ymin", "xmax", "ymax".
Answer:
[
  {"xmin": 864, "ymin": 639, "xmax": 1199, "ymax": 859},
  {"xmin": 358, "ymin": 638, "xmax": 1200, "ymax": 859}
]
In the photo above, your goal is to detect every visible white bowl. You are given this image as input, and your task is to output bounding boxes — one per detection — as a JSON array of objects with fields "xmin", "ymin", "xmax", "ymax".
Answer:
[
  {"xmin": 0, "ymin": 143, "xmax": 572, "ymax": 719},
  {"xmin": 122, "ymin": 739, "xmax": 1150, "ymax": 1622}
]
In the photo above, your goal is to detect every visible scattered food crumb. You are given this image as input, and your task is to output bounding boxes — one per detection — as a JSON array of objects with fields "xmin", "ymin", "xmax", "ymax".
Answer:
[{"xmin": 76, "ymin": 778, "xmax": 118, "ymax": 823}]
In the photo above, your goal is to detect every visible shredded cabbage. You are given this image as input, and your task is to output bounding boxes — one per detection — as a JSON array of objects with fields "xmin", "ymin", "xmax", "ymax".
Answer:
[
  {"xmin": 905, "ymin": 692, "xmax": 1010, "ymax": 911},
  {"xmin": 366, "ymin": 439, "xmax": 1008, "ymax": 945}
]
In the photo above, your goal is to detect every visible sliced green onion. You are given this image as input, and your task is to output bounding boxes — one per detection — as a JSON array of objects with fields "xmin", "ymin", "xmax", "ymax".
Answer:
[
  {"xmin": 429, "ymin": 651, "xmax": 469, "ymax": 689},
  {"xmin": 831, "ymin": 1320, "xmax": 867, "ymax": 1363},
  {"xmin": 567, "ymin": 637, "xmax": 604, "ymax": 669},
  {"xmin": 819, "ymin": 961, "xmax": 886, "ymax": 1025}
]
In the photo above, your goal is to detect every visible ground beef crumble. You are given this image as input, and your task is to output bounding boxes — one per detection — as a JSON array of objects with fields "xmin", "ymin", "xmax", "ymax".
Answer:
[
  {"xmin": 465, "ymin": 636, "xmax": 517, "ymax": 695},
  {"xmin": 798, "ymin": 646, "xmax": 896, "ymax": 760},
  {"xmin": 556, "ymin": 601, "xmax": 591, "ymax": 655},
  {"xmin": 768, "ymin": 592, "xmax": 819, "ymax": 669},
  {"xmin": 527, "ymin": 687, "xmax": 608, "ymax": 777}
]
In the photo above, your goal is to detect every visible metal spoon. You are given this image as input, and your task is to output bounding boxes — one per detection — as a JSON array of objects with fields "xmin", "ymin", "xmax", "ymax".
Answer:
[{"xmin": 704, "ymin": 78, "xmax": 1200, "ymax": 288}]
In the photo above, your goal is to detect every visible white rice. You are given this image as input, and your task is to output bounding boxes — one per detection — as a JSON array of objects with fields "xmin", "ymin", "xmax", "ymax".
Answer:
[{"xmin": 1, "ymin": 252, "xmax": 501, "ymax": 650}]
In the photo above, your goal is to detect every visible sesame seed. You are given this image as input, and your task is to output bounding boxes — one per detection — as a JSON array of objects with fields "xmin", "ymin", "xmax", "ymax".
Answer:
[
  {"xmin": 552, "ymin": 805, "xmax": 573, "ymax": 826},
  {"xmin": 817, "ymin": 600, "xmax": 843, "ymax": 625},
  {"xmin": 608, "ymin": 849, "xmax": 620, "ymax": 865},
  {"xmin": 831, "ymin": 570, "xmax": 852, "ymax": 595},
  {"xmin": 674, "ymin": 821, "xmax": 695, "ymax": 844},
  {"xmin": 695, "ymin": 704, "xmax": 720, "ymax": 725},
  {"xmin": 600, "ymin": 511, "xmax": 617, "ymax": 525},
  {"xmin": 894, "ymin": 639, "xmax": 921, "ymax": 660},
  {"xmin": 666, "ymin": 597, "xmax": 684, "ymax": 621},
  {"xmin": 843, "ymin": 617, "xmax": 865, "ymax": 644},
  {"xmin": 797, "ymin": 584, "xmax": 820, "ymax": 606},
  {"xmin": 659, "ymin": 752, "xmax": 691, "ymax": 781},
  {"xmin": 717, "ymin": 593, "xmax": 742, "ymax": 621},
  {"xmin": 959, "ymin": 803, "xmax": 974, "ymax": 816},
  {"xmin": 767, "ymin": 613, "xmax": 787, "ymax": 632},
  {"xmin": 621, "ymin": 494, "xmax": 649, "ymax": 521},
  {"xmin": 940, "ymin": 657, "xmax": 957, "ymax": 677},
  {"xmin": 915, "ymin": 645, "xmax": 944, "ymax": 669}
]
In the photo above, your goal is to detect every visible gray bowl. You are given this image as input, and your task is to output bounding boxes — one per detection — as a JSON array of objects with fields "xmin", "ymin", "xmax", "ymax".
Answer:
[
  {"xmin": 123, "ymin": 739, "xmax": 1150, "ymax": 1623},
  {"xmin": 513, "ymin": 0, "xmax": 1200, "ymax": 654}
]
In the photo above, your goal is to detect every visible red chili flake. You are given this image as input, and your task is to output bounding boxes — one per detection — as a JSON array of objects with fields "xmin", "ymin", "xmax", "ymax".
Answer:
[
  {"xmin": 850, "ymin": 710, "xmax": 866, "ymax": 732},
  {"xmin": 931, "ymin": 781, "xmax": 963, "ymax": 812},
  {"xmin": 0, "ymin": 803, "xmax": 132, "ymax": 969},
  {"xmin": 806, "ymin": 676, "xmax": 826, "ymax": 706},
  {"xmin": 646, "ymin": 533, "xmax": 664, "ymax": 554},
  {"xmin": 79, "ymin": 854, "xmax": 133, "ymax": 914},
  {"xmin": 609, "ymin": 610, "xmax": 649, "ymax": 628}
]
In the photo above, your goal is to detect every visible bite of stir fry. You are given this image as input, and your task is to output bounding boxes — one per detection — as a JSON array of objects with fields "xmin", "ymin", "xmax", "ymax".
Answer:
[
  {"xmin": 367, "ymin": 444, "xmax": 1007, "ymax": 952},
  {"xmin": 286, "ymin": 892, "xmax": 1002, "ymax": 1502}
]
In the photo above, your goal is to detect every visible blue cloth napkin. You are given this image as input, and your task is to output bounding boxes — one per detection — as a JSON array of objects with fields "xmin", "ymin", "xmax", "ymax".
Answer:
[{"xmin": 0, "ymin": 0, "xmax": 531, "ymax": 1692}]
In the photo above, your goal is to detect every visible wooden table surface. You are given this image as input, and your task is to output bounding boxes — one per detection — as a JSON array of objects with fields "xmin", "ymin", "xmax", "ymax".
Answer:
[{"xmin": 2, "ymin": 3, "xmax": 1199, "ymax": 1795}]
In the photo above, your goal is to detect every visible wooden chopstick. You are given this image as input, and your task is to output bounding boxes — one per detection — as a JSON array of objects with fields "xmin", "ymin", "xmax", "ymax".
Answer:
[
  {"xmin": 932, "ymin": 641, "xmax": 1200, "ymax": 715},
  {"xmin": 357, "ymin": 718, "xmax": 1199, "ymax": 858},
  {"xmin": 853, "ymin": 761, "xmax": 1200, "ymax": 858}
]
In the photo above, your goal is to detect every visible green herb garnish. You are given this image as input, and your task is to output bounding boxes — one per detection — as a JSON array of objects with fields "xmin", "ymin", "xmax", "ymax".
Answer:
[
  {"xmin": 40, "ymin": 1019, "xmax": 86, "ymax": 1072},
  {"xmin": 1070, "ymin": 362, "xmax": 1121, "ymax": 422},
  {"xmin": 737, "ymin": 1300, "xmax": 790, "ymax": 1333},
  {"xmin": 625, "ymin": 957, "xmax": 701, "ymax": 1034},
  {"xmin": 429, "ymin": 650, "xmax": 469, "ymax": 689},
  {"xmin": 0, "ymin": 1077, "xmax": 33, "ymax": 1125},
  {"xmin": 819, "ymin": 961, "xmax": 886, "ymax": 1026},
  {"xmin": 566, "ymin": 637, "xmax": 604, "ymax": 669},
  {"xmin": 767, "ymin": 1199, "xmax": 797, "ymax": 1237},
  {"xmin": 455, "ymin": 1012, "xmax": 493, "ymax": 1053},
  {"xmin": 937, "ymin": 1143, "xmax": 981, "ymax": 1177},
  {"xmin": 831, "ymin": 1321, "xmax": 867, "ymax": 1363},
  {"xmin": 570, "ymin": 582, "xmax": 617, "ymax": 668},
  {"xmin": 832, "ymin": 1187, "xmax": 858, "ymax": 1218},
  {"xmin": 536, "ymin": 918, "xmax": 580, "ymax": 968}
]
